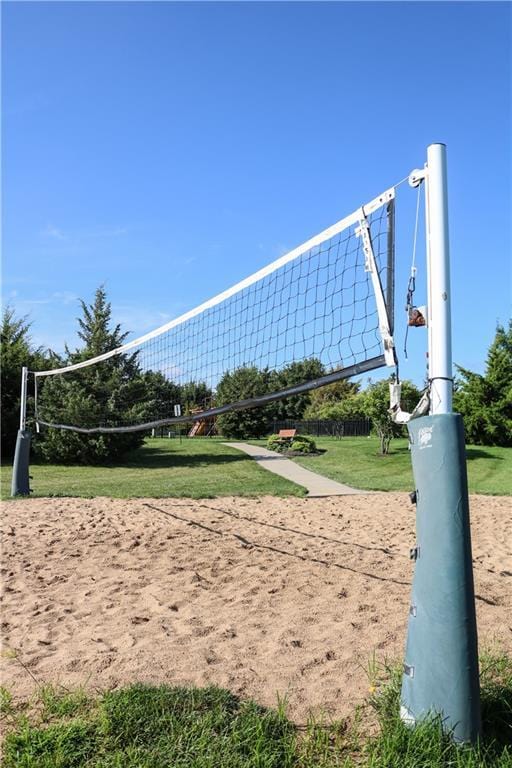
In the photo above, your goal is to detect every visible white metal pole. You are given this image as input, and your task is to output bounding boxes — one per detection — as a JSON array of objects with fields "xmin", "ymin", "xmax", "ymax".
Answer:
[
  {"xmin": 19, "ymin": 366, "xmax": 28, "ymax": 431},
  {"xmin": 425, "ymin": 143, "xmax": 453, "ymax": 414}
]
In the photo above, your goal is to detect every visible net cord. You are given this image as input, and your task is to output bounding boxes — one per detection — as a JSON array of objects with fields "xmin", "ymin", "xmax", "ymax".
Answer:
[{"xmin": 33, "ymin": 187, "xmax": 395, "ymax": 379}]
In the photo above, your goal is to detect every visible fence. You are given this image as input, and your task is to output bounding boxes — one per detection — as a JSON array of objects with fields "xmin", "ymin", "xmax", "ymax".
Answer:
[{"xmin": 268, "ymin": 418, "xmax": 371, "ymax": 438}]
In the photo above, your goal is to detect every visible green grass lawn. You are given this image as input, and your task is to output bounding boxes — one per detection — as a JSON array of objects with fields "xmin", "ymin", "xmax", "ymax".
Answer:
[
  {"xmin": 251, "ymin": 437, "xmax": 512, "ymax": 495},
  {"xmin": 3, "ymin": 436, "xmax": 510, "ymax": 499},
  {"xmin": 2, "ymin": 650, "xmax": 511, "ymax": 767},
  {"xmin": 1, "ymin": 438, "xmax": 305, "ymax": 500}
]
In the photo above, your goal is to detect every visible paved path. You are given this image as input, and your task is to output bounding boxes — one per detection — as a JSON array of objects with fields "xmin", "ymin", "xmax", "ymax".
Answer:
[{"xmin": 223, "ymin": 442, "xmax": 367, "ymax": 497}]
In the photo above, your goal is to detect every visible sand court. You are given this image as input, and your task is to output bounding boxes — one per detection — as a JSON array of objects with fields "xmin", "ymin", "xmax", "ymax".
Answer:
[{"xmin": 1, "ymin": 493, "xmax": 510, "ymax": 722}]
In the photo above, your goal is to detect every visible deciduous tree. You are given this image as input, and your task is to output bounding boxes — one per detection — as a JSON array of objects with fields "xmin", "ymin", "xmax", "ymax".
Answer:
[{"xmin": 362, "ymin": 378, "xmax": 421, "ymax": 454}]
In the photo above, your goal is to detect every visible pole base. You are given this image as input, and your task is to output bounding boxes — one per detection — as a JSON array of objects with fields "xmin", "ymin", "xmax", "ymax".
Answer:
[{"xmin": 11, "ymin": 429, "xmax": 31, "ymax": 496}]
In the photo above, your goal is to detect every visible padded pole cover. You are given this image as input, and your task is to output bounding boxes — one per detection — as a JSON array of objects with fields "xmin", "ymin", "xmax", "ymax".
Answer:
[
  {"xmin": 11, "ymin": 429, "xmax": 31, "ymax": 497},
  {"xmin": 401, "ymin": 413, "xmax": 481, "ymax": 743}
]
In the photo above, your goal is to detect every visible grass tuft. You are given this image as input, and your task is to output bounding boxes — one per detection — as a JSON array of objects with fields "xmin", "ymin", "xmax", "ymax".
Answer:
[
  {"xmin": 479, "ymin": 649, "xmax": 512, "ymax": 749},
  {"xmin": 2, "ymin": 719, "xmax": 99, "ymax": 768},
  {"xmin": 0, "ymin": 686, "xmax": 14, "ymax": 716},
  {"xmin": 38, "ymin": 685, "xmax": 91, "ymax": 723}
]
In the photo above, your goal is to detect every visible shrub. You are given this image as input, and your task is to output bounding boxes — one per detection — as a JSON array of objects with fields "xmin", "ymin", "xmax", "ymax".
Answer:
[
  {"xmin": 291, "ymin": 436, "xmax": 316, "ymax": 454},
  {"xmin": 266, "ymin": 433, "xmax": 316, "ymax": 454},
  {"xmin": 267, "ymin": 434, "xmax": 288, "ymax": 453}
]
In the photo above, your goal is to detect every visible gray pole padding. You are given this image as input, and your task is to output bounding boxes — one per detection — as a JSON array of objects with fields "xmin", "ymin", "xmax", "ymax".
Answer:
[
  {"xmin": 401, "ymin": 413, "xmax": 481, "ymax": 743},
  {"xmin": 11, "ymin": 430, "xmax": 31, "ymax": 496}
]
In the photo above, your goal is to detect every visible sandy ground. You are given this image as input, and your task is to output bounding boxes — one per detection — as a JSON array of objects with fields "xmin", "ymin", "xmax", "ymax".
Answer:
[{"xmin": 1, "ymin": 494, "xmax": 511, "ymax": 723}]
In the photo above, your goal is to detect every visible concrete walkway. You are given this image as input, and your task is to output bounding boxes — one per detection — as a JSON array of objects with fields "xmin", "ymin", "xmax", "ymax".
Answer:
[{"xmin": 223, "ymin": 442, "xmax": 366, "ymax": 497}]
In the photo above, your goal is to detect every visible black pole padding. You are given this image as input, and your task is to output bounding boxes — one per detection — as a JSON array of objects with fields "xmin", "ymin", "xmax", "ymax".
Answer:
[{"xmin": 11, "ymin": 429, "xmax": 31, "ymax": 496}]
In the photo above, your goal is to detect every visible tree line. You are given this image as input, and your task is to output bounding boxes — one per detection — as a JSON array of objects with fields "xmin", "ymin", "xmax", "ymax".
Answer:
[{"xmin": 2, "ymin": 286, "xmax": 511, "ymax": 464}]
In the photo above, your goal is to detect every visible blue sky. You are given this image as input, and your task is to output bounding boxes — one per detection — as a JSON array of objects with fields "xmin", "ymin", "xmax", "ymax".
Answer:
[{"xmin": 2, "ymin": 1, "xmax": 511, "ymax": 388}]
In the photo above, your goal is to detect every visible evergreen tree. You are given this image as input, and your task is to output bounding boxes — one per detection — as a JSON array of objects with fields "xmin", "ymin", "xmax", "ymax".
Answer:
[
  {"xmin": 454, "ymin": 320, "xmax": 512, "ymax": 446},
  {"xmin": 36, "ymin": 287, "xmax": 149, "ymax": 464},
  {"xmin": 0, "ymin": 307, "xmax": 53, "ymax": 457},
  {"xmin": 141, "ymin": 370, "xmax": 182, "ymax": 422}
]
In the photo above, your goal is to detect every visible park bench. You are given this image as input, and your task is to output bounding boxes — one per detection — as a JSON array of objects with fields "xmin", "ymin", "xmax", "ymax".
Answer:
[{"xmin": 276, "ymin": 428, "xmax": 297, "ymax": 448}]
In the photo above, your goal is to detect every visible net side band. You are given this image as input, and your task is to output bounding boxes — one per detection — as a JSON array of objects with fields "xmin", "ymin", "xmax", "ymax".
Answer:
[{"xmin": 36, "ymin": 354, "xmax": 385, "ymax": 433}]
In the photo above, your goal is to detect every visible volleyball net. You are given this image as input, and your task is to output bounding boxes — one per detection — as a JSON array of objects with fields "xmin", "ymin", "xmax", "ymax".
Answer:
[{"xmin": 33, "ymin": 188, "xmax": 396, "ymax": 434}]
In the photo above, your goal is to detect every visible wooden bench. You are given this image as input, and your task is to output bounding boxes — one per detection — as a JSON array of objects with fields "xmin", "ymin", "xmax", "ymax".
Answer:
[{"xmin": 276, "ymin": 428, "xmax": 297, "ymax": 447}]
